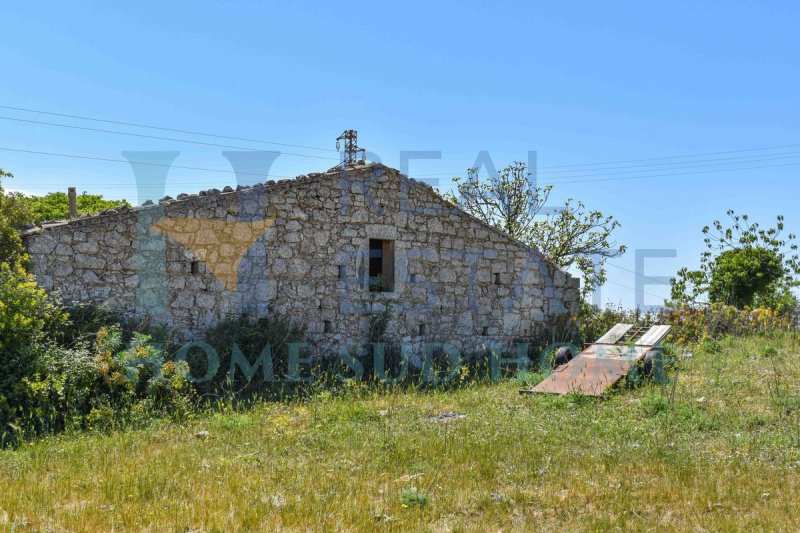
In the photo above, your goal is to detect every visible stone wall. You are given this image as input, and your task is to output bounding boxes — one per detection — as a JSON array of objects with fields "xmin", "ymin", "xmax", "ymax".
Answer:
[{"xmin": 23, "ymin": 163, "xmax": 580, "ymax": 350}]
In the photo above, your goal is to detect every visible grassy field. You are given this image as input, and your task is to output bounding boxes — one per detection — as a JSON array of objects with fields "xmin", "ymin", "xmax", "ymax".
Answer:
[{"xmin": 2, "ymin": 333, "xmax": 800, "ymax": 531}]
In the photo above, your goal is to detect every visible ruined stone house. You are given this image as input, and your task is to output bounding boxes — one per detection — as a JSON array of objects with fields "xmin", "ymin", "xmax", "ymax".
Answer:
[{"xmin": 22, "ymin": 162, "xmax": 580, "ymax": 349}]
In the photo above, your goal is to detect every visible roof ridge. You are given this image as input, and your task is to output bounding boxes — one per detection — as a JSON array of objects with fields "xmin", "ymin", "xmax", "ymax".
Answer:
[{"xmin": 20, "ymin": 161, "xmax": 388, "ymax": 235}]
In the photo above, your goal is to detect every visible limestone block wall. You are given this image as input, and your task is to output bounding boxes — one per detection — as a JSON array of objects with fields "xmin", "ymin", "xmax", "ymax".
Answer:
[{"xmin": 23, "ymin": 163, "xmax": 580, "ymax": 350}]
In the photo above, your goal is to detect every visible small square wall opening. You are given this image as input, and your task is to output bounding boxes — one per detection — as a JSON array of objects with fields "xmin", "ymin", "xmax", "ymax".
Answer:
[
  {"xmin": 410, "ymin": 273, "xmax": 418, "ymax": 283},
  {"xmin": 191, "ymin": 261, "xmax": 200, "ymax": 275},
  {"xmin": 419, "ymin": 323, "xmax": 426, "ymax": 335},
  {"xmin": 493, "ymin": 273, "xmax": 501, "ymax": 285},
  {"xmin": 482, "ymin": 326, "xmax": 489, "ymax": 336},
  {"xmin": 369, "ymin": 239, "xmax": 395, "ymax": 292},
  {"xmin": 324, "ymin": 320, "xmax": 333, "ymax": 333},
  {"xmin": 337, "ymin": 265, "xmax": 345, "ymax": 280}
]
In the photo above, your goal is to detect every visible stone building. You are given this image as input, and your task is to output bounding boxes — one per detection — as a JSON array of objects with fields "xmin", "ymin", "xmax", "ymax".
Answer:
[{"xmin": 22, "ymin": 162, "xmax": 580, "ymax": 349}]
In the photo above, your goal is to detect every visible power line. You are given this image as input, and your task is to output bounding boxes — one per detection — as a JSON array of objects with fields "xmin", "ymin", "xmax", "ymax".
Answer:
[
  {"xmin": 7, "ymin": 102, "xmax": 800, "ymax": 176},
  {"xmin": 4, "ymin": 102, "xmax": 800, "ymax": 177},
  {"xmin": 0, "ymin": 116, "xmax": 341, "ymax": 161},
  {"xmin": 413, "ymin": 159, "xmax": 800, "ymax": 187},
  {"xmin": 542, "ymin": 152, "xmax": 800, "ymax": 182},
  {"xmin": 412, "ymin": 152, "xmax": 800, "ymax": 185},
  {"xmin": 542, "ymin": 150, "xmax": 800, "ymax": 177},
  {"xmin": 539, "ymin": 160, "xmax": 800, "ymax": 186},
  {"xmin": 538, "ymin": 142, "xmax": 800, "ymax": 171},
  {"xmin": 0, "ymin": 104, "xmax": 336, "ymax": 152},
  {"xmin": 0, "ymin": 146, "xmax": 295, "ymax": 180},
  {"xmin": 410, "ymin": 143, "xmax": 800, "ymax": 177},
  {"xmin": 603, "ymin": 279, "xmax": 667, "ymax": 301},
  {"xmin": 606, "ymin": 262, "xmax": 673, "ymax": 285},
  {"xmin": 6, "ymin": 144, "xmax": 800, "ymax": 192}
]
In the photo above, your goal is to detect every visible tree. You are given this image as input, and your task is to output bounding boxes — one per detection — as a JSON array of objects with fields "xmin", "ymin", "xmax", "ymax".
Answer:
[
  {"xmin": 445, "ymin": 162, "xmax": 625, "ymax": 297},
  {"xmin": 671, "ymin": 210, "xmax": 800, "ymax": 313},
  {"xmin": 0, "ymin": 169, "xmax": 30, "ymax": 268},
  {"xmin": 20, "ymin": 191, "xmax": 129, "ymax": 224}
]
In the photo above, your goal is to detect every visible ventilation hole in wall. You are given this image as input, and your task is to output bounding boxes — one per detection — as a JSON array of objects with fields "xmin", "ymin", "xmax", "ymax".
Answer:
[
  {"xmin": 419, "ymin": 323, "xmax": 427, "ymax": 335},
  {"xmin": 493, "ymin": 273, "xmax": 501, "ymax": 285},
  {"xmin": 410, "ymin": 273, "xmax": 417, "ymax": 283},
  {"xmin": 324, "ymin": 320, "xmax": 333, "ymax": 333},
  {"xmin": 191, "ymin": 261, "xmax": 199, "ymax": 275},
  {"xmin": 338, "ymin": 265, "xmax": 345, "ymax": 280},
  {"xmin": 482, "ymin": 326, "xmax": 489, "ymax": 336}
]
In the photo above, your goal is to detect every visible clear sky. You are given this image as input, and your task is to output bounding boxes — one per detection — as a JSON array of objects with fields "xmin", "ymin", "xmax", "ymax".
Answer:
[{"xmin": 1, "ymin": 1, "xmax": 798, "ymax": 309}]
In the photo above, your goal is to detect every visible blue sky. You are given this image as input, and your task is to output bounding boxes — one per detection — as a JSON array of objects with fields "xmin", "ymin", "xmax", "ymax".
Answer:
[{"xmin": 1, "ymin": 1, "xmax": 798, "ymax": 308}]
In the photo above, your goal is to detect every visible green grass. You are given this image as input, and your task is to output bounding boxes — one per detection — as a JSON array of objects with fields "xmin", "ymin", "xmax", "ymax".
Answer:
[{"xmin": 2, "ymin": 333, "xmax": 800, "ymax": 531}]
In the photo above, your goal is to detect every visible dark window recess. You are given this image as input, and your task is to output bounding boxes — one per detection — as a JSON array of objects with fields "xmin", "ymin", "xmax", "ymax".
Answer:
[
  {"xmin": 482, "ymin": 326, "xmax": 489, "ymax": 336},
  {"xmin": 410, "ymin": 273, "xmax": 417, "ymax": 283},
  {"xmin": 368, "ymin": 239, "xmax": 395, "ymax": 292},
  {"xmin": 337, "ymin": 265, "xmax": 345, "ymax": 280},
  {"xmin": 191, "ymin": 261, "xmax": 200, "ymax": 275},
  {"xmin": 419, "ymin": 323, "xmax": 427, "ymax": 335},
  {"xmin": 493, "ymin": 273, "xmax": 501, "ymax": 285},
  {"xmin": 324, "ymin": 320, "xmax": 333, "ymax": 333}
]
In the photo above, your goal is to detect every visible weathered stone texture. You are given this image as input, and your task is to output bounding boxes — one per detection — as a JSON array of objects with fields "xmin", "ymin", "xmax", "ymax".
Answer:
[{"xmin": 23, "ymin": 164, "xmax": 580, "ymax": 349}]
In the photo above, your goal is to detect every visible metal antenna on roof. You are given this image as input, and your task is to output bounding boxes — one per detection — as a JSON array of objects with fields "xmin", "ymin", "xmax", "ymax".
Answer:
[{"xmin": 335, "ymin": 130, "xmax": 365, "ymax": 168}]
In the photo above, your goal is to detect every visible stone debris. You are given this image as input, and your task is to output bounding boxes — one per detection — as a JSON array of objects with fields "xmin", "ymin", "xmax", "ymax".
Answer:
[{"xmin": 427, "ymin": 411, "xmax": 467, "ymax": 422}]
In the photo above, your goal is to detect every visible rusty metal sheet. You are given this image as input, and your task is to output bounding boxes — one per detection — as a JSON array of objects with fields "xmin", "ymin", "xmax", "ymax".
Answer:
[
  {"xmin": 518, "ymin": 323, "xmax": 673, "ymax": 397},
  {"xmin": 524, "ymin": 356, "xmax": 632, "ymax": 396}
]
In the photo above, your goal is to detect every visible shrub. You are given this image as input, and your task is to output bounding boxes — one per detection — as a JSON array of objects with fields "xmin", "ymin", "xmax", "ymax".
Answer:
[
  {"xmin": 663, "ymin": 303, "xmax": 794, "ymax": 345},
  {"xmin": 0, "ymin": 263, "xmax": 68, "ymax": 420},
  {"xmin": 578, "ymin": 302, "xmax": 655, "ymax": 345},
  {"xmin": 401, "ymin": 487, "xmax": 428, "ymax": 507},
  {"xmin": 0, "ymin": 170, "xmax": 31, "ymax": 269},
  {"xmin": 0, "ymin": 263, "xmax": 67, "ymax": 354},
  {"xmin": 1, "ymin": 325, "xmax": 198, "ymax": 446},
  {"xmin": 203, "ymin": 314, "xmax": 306, "ymax": 392},
  {"xmin": 53, "ymin": 303, "xmax": 141, "ymax": 347}
]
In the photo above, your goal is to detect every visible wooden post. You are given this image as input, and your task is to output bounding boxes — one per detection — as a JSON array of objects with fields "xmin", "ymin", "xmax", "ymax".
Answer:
[{"xmin": 68, "ymin": 187, "xmax": 77, "ymax": 219}]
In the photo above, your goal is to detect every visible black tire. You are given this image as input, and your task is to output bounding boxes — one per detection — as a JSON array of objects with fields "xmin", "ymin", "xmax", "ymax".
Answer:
[
  {"xmin": 643, "ymin": 349, "xmax": 659, "ymax": 377},
  {"xmin": 554, "ymin": 346, "xmax": 575, "ymax": 368}
]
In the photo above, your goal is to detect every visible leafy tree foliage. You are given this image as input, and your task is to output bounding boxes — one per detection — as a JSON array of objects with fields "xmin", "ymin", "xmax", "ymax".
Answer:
[
  {"xmin": 1, "ymin": 170, "xmax": 127, "ymax": 266},
  {"xmin": 0, "ymin": 262, "xmax": 66, "ymax": 353},
  {"xmin": 0, "ymin": 262, "xmax": 68, "ymax": 414},
  {"xmin": 0, "ymin": 169, "xmax": 31, "ymax": 268},
  {"xmin": 445, "ymin": 162, "xmax": 625, "ymax": 297},
  {"xmin": 20, "ymin": 191, "xmax": 129, "ymax": 224},
  {"xmin": 671, "ymin": 210, "xmax": 800, "ymax": 313}
]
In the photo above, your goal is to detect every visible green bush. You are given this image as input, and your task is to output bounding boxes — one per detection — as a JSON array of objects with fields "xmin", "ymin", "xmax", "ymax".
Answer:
[
  {"xmin": 0, "ymin": 263, "xmax": 67, "ymax": 354},
  {"xmin": 18, "ymin": 191, "xmax": 129, "ymax": 225},
  {"xmin": 663, "ymin": 303, "xmax": 794, "ymax": 344},
  {"xmin": 0, "ymin": 170, "xmax": 31, "ymax": 269},
  {"xmin": 203, "ymin": 314, "xmax": 306, "ymax": 391},
  {"xmin": 1, "ymin": 325, "xmax": 197, "ymax": 446},
  {"xmin": 0, "ymin": 263, "xmax": 68, "ymax": 423}
]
